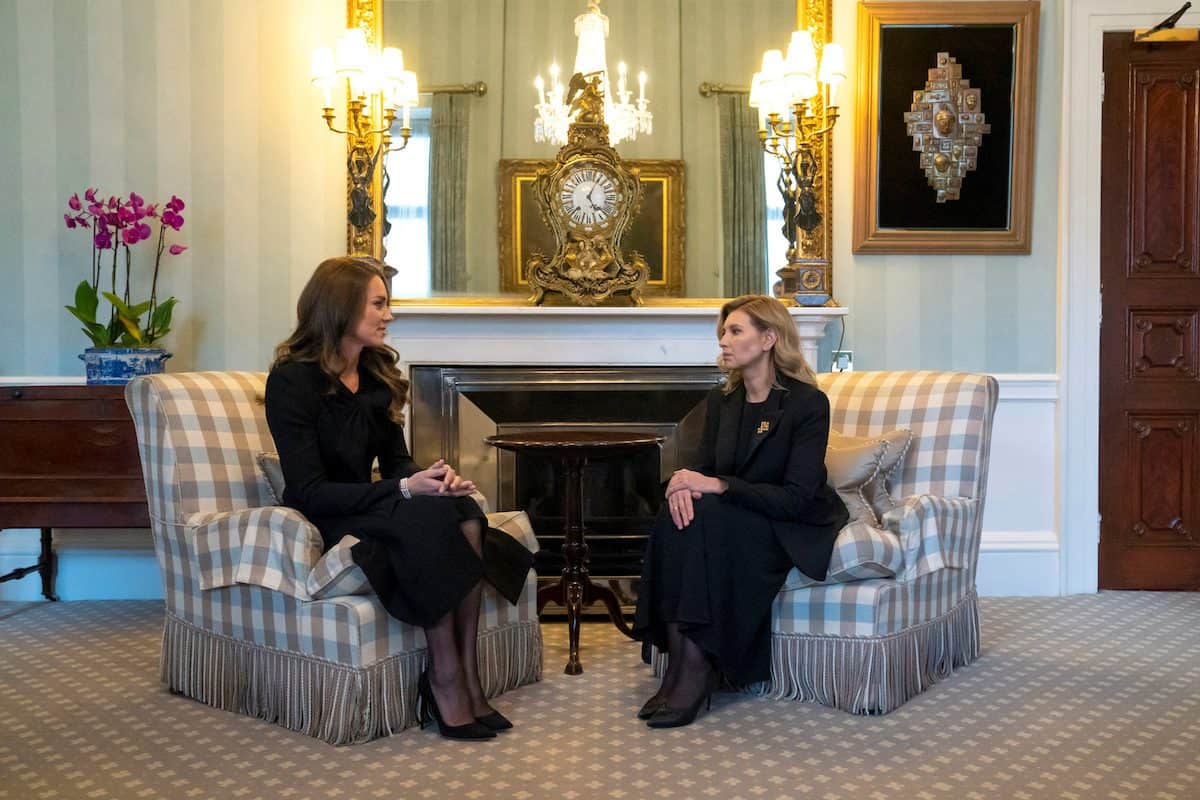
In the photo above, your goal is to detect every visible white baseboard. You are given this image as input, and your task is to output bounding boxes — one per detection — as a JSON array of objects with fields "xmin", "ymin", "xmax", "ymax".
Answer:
[
  {"xmin": 0, "ymin": 529, "xmax": 162, "ymax": 601},
  {"xmin": 977, "ymin": 530, "xmax": 1060, "ymax": 596}
]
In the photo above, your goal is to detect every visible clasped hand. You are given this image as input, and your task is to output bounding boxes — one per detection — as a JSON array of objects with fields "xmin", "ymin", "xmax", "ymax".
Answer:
[
  {"xmin": 405, "ymin": 459, "xmax": 476, "ymax": 497},
  {"xmin": 664, "ymin": 469, "xmax": 725, "ymax": 530}
]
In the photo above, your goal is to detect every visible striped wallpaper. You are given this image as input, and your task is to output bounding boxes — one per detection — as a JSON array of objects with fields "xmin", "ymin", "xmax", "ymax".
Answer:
[
  {"xmin": 0, "ymin": 0, "xmax": 345, "ymax": 376},
  {"xmin": 0, "ymin": 0, "xmax": 1059, "ymax": 377}
]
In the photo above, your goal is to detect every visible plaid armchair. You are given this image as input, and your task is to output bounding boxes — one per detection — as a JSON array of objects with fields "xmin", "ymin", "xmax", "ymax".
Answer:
[
  {"xmin": 768, "ymin": 371, "xmax": 999, "ymax": 713},
  {"xmin": 653, "ymin": 371, "xmax": 998, "ymax": 714},
  {"xmin": 125, "ymin": 372, "xmax": 542, "ymax": 744}
]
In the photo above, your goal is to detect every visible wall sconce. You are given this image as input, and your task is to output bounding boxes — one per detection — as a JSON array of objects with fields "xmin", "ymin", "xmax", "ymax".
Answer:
[
  {"xmin": 312, "ymin": 27, "xmax": 418, "ymax": 256},
  {"xmin": 750, "ymin": 31, "xmax": 845, "ymax": 306}
]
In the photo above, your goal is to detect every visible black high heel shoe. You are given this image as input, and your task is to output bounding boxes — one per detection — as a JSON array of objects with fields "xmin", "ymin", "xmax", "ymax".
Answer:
[
  {"xmin": 646, "ymin": 670, "xmax": 720, "ymax": 729},
  {"xmin": 475, "ymin": 709, "xmax": 514, "ymax": 731},
  {"xmin": 416, "ymin": 671, "xmax": 496, "ymax": 740},
  {"xmin": 636, "ymin": 693, "xmax": 667, "ymax": 720}
]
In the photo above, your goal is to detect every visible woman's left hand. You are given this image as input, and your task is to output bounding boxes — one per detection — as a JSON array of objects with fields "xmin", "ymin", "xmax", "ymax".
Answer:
[{"xmin": 665, "ymin": 469, "xmax": 725, "ymax": 498}]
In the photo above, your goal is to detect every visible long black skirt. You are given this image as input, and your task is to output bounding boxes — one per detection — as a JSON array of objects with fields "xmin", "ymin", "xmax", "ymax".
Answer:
[
  {"xmin": 310, "ymin": 494, "xmax": 534, "ymax": 629},
  {"xmin": 632, "ymin": 495, "xmax": 794, "ymax": 686}
]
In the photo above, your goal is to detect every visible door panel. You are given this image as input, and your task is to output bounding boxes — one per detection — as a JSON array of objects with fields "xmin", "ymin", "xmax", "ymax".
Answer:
[{"xmin": 1100, "ymin": 33, "xmax": 1200, "ymax": 589}]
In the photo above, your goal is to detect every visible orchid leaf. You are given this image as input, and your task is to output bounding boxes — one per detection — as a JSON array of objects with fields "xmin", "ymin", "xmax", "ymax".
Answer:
[
  {"xmin": 148, "ymin": 298, "xmax": 177, "ymax": 341},
  {"xmin": 73, "ymin": 280, "xmax": 99, "ymax": 322},
  {"xmin": 117, "ymin": 315, "xmax": 144, "ymax": 345}
]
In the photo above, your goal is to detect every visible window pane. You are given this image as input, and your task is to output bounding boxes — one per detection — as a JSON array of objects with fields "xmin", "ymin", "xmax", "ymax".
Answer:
[
  {"xmin": 764, "ymin": 153, "xmax": 787, "ymax": 293},
  {"xmin": 385, "ymin": 112, "xmax": 431, "ymax": 298}
]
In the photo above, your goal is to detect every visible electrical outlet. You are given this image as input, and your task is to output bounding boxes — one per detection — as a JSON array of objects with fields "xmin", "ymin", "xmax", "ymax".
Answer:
[{"xmin": 831, "ymin": 350, "xmax": 854, "ymax": 372}]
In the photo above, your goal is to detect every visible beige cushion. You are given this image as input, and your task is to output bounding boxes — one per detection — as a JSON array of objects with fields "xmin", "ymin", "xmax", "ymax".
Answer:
[
  {"xmin": 829, "ymin": 428, "xmax": 913, "ymax": 520},
  {"xmin": 256, "ymin": 451, "xmax": 285, "ymax": 505},
  {"xmin": 825, "ymin": 437, "xmax": 887, "ymax": 525}
]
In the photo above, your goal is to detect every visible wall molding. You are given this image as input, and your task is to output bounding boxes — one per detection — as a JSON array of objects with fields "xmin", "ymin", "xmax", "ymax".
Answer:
[
  {"xmin": 0, "ymin": 371, "xmax": 1064, "ymax": 599},
  {"xmin": 1059, "ymin": 2, "xmax": 1168, "ymax": 595}
]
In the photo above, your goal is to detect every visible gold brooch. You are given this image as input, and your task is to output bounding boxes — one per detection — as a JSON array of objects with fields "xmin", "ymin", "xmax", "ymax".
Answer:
[{"xmin": 756, "ymin": 421, "xmax": 771, "ymax": 434}]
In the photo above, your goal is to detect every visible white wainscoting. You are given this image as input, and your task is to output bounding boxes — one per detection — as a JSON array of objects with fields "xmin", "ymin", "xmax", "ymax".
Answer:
[
  {"xmin": 0, "ymin": 372, "xmax": 1062, "ymax": 600},
  {"xmin": 976, "ymin": 375, "xmax": 1060, "ymax": 596}
]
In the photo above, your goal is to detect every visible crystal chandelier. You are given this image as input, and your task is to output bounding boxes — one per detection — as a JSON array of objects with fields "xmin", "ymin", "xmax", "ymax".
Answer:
[{"xmin": 533, "ymin": 1, "xmax": 651, "ymax": 146}]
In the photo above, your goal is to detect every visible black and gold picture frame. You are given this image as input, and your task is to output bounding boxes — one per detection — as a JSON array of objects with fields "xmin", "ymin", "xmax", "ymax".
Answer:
[
  {"xmin": 853, "ymin": 1, "xmax": 1040, "ymax": 254},
  {"xmin": 499, "ymin": 159, "xmax": 685, "ymax": 297}
]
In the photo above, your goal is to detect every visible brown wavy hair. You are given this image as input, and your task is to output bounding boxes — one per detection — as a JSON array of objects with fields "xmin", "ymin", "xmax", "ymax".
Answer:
[
  {"xmin": 717, "ymin": 294, "xmax": 817, "ymax": 394},
  {"xmin": 271, "ymin": 256, "xmax": 409, "ymax": 424}
]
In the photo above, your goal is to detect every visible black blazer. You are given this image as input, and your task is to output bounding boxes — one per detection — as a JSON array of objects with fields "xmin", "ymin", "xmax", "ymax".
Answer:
[{"xmin": 692, "ymin": 375, "xmax": 848, "ymax": 581}]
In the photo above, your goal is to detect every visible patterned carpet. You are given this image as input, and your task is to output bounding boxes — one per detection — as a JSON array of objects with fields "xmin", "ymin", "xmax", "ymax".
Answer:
[{"xmin": 1, "ymin": 593, "xmax": 1197, "ymax": 800}]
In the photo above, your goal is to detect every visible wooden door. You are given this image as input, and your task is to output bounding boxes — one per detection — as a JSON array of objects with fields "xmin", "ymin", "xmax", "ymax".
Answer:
[{"xmin": 1099, "ymin": 32, "xmax": 1200, "ymax": 589}]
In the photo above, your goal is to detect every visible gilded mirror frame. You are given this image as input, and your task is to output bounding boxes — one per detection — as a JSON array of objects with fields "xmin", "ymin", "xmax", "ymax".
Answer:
[{"xmin": 344, "ymin": 0, "xmax": 831, "ymax": 306}]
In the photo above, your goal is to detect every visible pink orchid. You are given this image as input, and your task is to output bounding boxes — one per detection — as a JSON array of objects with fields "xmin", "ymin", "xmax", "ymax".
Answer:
[
  {"xmin": 167, "ymin": 195, "xmax": 185, "ymax": 213},
  {"xmin": 84, "ymin": 187, "xmax": 98, "ymax": 202},
  {"xmin": 94, "ymin": 229, "xmax": 113, "ymax": 250},
  {"xmin": 161, "ymin": 210, "xmax": 184, "ymax": 231},
  {"xmin": 68, "ymin": 193, "xmax": 82, "ymax": 211},
  {"xmin": 168, "ymin": 244, "xmax": 188, "ymax": 256},
  {"xmin": 65, "ymin": 213, "xmax": 77, "ymax": 229},
  {"xmin": 87, "ymin": 202, "xmax": 104, "ymax": 216},
  {"xmin": 129, "ymin": 192, "xmax": 144, "ymax": 208}
]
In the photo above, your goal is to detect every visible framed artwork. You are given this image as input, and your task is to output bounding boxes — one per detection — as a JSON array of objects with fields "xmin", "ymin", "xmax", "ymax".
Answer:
[
  {"xmin": 852, "ymin": 2, "xmax": 1040, "ymax": 254},
  {"xmin": 498, "ymin": 159, "xmax": 685, "ymax": 297}
]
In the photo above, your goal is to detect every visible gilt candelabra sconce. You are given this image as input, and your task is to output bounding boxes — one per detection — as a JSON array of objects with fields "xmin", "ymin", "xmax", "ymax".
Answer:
[
  {"xmin": 311, "ymin": 27, "xmax": 418, "ymax": 257},
  {"xmin": 750, "ymin": 31, "xmax": 845, "ymax": 307},
  {"xmin": 906, "ymin": 52, "xmax": 990, "ymax": 203}
]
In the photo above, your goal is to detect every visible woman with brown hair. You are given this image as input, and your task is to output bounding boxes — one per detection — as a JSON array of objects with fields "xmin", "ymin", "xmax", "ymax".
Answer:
[
  {"xmin": 264, "ymin": 256, "xmax": 532, "ymax": 741},
  {"xmin": 632, "ymin": 294, "xmax": 848, "ymax": 728}
]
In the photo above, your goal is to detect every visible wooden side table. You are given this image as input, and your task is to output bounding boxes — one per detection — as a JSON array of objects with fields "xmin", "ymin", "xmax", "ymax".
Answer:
[
  {"xmin": 0, "ymin": 385, "xmax": 151, "ymax": 600},
  {"xmin": 485, "ymin": 430, "xmax": 664, "ymax": 675}
]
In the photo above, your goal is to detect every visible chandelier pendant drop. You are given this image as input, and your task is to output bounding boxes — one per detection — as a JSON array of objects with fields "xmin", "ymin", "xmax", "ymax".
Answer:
[{"xmin": 533, "ymin": 1, "xmax": 651, "ymax": 146}]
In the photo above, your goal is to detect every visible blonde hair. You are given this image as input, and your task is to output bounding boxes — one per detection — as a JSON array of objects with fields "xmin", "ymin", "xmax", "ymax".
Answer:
[
  {"xmin": 717, "ymin": 294, "xmax": 817, "ymax": 394},
  {"xmin": 271, "ymin": 256, "xmax": 409, "ymax": 425}
]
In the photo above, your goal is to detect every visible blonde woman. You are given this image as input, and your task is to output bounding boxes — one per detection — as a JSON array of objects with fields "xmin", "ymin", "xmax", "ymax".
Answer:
[
  {"xmin": 632, "ymin": 295, "xmax": 848, "ymax": 728},
  {"xmin": 265, "ymin": 257, "xmax": 532, "ymax": 741}
]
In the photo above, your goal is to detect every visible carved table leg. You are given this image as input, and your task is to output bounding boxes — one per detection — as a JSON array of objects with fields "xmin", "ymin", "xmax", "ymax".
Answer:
[
  {"xmin": 39, "ymin": 528, "xmax": 58, "ymax": 601},
  {"xmin": 562, "ymin": 455, "xmax": 586, "ymax": 675}
]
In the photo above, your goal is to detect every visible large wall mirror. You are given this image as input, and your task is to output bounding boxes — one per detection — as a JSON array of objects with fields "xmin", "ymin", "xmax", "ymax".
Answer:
[{"xmin": 351, "ymin": 0, "xmax": 820, "ymax": 302}]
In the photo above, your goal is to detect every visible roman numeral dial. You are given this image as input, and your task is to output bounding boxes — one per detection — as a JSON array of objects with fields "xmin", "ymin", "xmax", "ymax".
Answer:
[{"xmin": 557, "ymin": 166, "xmax": 621, "ymax": 230}]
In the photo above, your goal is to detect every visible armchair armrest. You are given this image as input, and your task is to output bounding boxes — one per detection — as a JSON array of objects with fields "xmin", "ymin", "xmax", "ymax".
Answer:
[
  {"xmin": 880, "ymin": 495, "xmax": 980, "ymax": 582},
  {"xmin": 187, "ymin": 506, "xmax": 324, "ymax": 599}
]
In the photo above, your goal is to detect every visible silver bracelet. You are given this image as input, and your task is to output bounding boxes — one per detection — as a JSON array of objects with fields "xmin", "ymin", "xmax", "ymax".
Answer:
[{"xmin": 399, "ymin": 477, "xmax": 412, "ymax": 499}]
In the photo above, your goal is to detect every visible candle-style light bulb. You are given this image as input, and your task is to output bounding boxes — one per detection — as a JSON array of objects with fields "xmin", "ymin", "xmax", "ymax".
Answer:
[{"xmin": 535, "ymin": 74, "xmax": 545, "ymax": 104}]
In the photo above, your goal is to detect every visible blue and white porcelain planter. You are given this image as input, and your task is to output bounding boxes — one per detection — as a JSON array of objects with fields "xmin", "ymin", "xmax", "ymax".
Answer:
[{"xmin": 80, "ymin": 347, "xmax": 172, "ymax": 385}]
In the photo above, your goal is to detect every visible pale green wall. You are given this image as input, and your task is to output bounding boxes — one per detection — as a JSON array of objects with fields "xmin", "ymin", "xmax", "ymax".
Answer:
[
  {"xmin": 0, "ymin": 0, "xmax": 345, "ymax": 376},
  {"xmin": 1, "ymin": 0, "xmax": 1060, "ymax": 377}
]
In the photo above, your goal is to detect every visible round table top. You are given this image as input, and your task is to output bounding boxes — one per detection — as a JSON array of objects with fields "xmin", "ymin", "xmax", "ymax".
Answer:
[{"xmin": 484, "ymin": 430, "xmax": 665, "ymax": 453}]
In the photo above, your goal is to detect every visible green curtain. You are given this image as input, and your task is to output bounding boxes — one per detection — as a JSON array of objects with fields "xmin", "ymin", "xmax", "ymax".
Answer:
[
  {"xmin": 429, "ymin": 94, "xmax": 469, "ymax": 293},
  {"xmin": 718, "ymin": 94, "xmax": 767, "ymax": 297}
]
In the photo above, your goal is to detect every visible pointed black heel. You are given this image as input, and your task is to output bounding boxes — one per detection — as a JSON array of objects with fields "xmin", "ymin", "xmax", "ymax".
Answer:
[
  {"xmin": 416, "ymin": 671, "xmax": 496, "ymax": 740},
  {"xmin": 636, "ymin": 693, "xmax": 667, "ymax": 720},
  {"xmin": 646, "ymin": 670, "xmax": 719, "ymax": 729},
  {"xmin": 474, "ymin": 709, "xmax": 514, "ymax": 731}
]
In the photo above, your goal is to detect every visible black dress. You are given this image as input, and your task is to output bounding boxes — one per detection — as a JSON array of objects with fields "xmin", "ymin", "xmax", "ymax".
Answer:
[
  {"xmin": 633, "ymin": 376, "xmax": 849, "ymax": 685},
  {"xmin": 264, "ymin": 360, "xmax": 533, "ymax": 628}
]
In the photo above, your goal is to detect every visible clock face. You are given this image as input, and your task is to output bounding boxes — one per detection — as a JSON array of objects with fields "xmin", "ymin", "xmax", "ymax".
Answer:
[{"xmin": 557, "ymin": 166, "xmax": 622, "ymax": 231}]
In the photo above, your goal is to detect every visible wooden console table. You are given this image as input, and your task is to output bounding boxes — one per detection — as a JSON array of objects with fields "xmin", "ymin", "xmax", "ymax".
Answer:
[
  {"xmin": 485, "ymin": 430, "xmax": 664, "ymax": 675},
  {"xmin": 0, "ymin": 385, "xmax": 150, "ymax": 600}
]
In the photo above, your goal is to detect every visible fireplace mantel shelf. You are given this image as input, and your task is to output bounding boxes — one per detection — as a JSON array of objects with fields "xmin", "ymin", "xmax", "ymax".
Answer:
[
  {"xmin": 386, "ymin": 304, "xmax": 848, "ymax": 370},
  {"xmin": 390, "ymin": 304, "xmax": 848, "ymax": 321}
]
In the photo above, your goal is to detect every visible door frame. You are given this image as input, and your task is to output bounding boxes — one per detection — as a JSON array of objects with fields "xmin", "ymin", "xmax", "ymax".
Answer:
[{"xmin": 1060, "ymin": 2, "xmax": 1181, "ymax": 593}]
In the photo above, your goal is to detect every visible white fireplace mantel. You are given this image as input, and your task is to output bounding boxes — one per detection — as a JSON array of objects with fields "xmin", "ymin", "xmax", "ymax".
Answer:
[{"xmin": 386, "ymin": 304, "xmax": 848, "ymax": 370}]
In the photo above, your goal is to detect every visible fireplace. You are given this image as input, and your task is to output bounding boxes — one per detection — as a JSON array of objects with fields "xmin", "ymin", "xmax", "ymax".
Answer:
[{"xmin": 408, "ymin": 366, "xmax": 724, "ymax": 609}]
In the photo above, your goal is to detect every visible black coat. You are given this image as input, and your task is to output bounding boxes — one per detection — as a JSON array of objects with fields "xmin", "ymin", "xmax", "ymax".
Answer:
[{"xmin": 693, "ymin": 375, "xmax": 848, "ymax": 581}]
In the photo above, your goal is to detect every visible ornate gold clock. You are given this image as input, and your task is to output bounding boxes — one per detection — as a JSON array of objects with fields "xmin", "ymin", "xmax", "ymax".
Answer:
[{"xmin": 526, "ymin": 74, "xmax": 648, "ymax": 305}]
